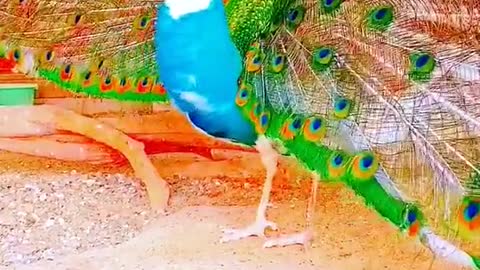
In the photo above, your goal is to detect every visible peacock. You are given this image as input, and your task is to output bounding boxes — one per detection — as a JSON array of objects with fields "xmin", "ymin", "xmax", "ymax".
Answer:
[{"xmin": 1, "ymin": 0, "xmax": 480, "ymax": 268}]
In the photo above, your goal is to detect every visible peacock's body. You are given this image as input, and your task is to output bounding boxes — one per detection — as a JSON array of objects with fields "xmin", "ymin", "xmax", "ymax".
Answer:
[{"xmin": 2, "ymin": 0, "xmax": 480, "ymax": 268}]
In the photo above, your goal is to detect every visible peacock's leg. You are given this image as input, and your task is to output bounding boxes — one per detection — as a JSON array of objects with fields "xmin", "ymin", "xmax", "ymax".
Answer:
[
  {"xmin": 263, "ymin": 174, "xmax": 319, "ymax": 249},
  {"xmin": 0, "ymin": 105, "xmax": 170, "ymax": 212},
  {"xmin": 220, "ymin": 135, "xmax": 279, "ymax": 242}
]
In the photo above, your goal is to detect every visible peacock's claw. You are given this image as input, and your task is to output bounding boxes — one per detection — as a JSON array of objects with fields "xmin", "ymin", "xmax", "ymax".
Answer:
[
  {"xmin": 220, "ymin": 218, "xmax": 278, "ymax": 243},
  {"xmin": 263, "ymin": 229, "xmax": 314, "ymax": 249}
]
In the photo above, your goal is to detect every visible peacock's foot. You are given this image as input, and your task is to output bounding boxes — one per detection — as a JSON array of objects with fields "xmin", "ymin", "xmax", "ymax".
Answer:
[
  {"xmin": 220, "ymin": 218, "xmax": 278, "ymax": 243},
  {"xmin": 263, "ymin": 229, "xmax": 313, "ymax": 249}
]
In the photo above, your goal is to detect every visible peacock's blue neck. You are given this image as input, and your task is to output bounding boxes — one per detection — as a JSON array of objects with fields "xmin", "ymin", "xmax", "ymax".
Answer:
[{"xmin": 154, "ymin": 0, "xmax": 257, "ymax": 145}]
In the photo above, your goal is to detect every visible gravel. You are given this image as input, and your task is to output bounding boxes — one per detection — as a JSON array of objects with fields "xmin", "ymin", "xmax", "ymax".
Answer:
[{"xmin": 0, "ymin": 171, "xmax": 151, "ymax": 267}]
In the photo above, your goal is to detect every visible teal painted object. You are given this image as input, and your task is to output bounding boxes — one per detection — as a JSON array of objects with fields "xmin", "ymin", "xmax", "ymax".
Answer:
[{"xmin": 0, "ymin": 84, "xmax": 37, "ymax": 106}]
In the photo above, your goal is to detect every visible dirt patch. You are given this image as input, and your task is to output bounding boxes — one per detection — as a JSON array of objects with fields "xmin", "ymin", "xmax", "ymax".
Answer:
[{"xmin": 0, "ymin": 151, "xmax": 467, "ymax": 270}]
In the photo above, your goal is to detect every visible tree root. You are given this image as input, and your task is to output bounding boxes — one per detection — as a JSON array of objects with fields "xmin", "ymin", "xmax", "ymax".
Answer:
[{"xmin": 0, "ymin": 105, "xmax": 170, "ymax": 213}]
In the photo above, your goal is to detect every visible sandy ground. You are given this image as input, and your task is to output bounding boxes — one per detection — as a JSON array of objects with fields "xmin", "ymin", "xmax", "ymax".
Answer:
[{"xmin": 0, "ymin": 151, "xmax": 470, "ymax": 270}]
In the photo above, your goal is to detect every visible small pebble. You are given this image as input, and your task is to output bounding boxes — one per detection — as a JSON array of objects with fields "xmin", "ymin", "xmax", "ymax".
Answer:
[
  {"xmin": 44, "ymin": 218, "xmax": 55, "ymax": 228},
  {"xmin": 39, "ymin": 193, "xmax": 47, "ymax": 201}
]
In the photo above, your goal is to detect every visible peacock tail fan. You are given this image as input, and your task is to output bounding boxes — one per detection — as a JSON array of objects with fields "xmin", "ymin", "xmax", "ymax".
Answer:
[
  {"xmin": 230, "ymin": 0, "xmax": 480, "ymax": 267},
  {"xmin": 0, "ymin": 0, "xmax": 168, "ymax": 103}
]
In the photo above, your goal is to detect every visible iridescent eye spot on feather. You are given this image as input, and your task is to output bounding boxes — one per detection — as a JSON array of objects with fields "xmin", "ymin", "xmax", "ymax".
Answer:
[
  {"xmin": 321, "ymin": 0, "xmax": 342, "ymax": 14},
  {"xmin": 408, "ymin": 52, "xmax": 435, "ymax": 82},
  {"xmin": 366, "ymin": 6, "xmax": 394, "ymax": 31},
  {"xmin": 326, "ymin": 151, "xmax": 349, "ymax": 181},
  {"xmin": 67, "ymin": 13, "xmax": 84, "ymax": 26},
  {"xmin": 285, "ymin": 6, "xmax": 306, "ymax": 31},
  {"xmin": 350, "ymin": 152, "xmax": 379, "ymax": 181},
  {"xmin": 458, "ymin": 197, "xmax": 480, "ymax": 234},
  {"xmin": 44, "ymin": 50, "xmax": 54, "ymax": 62},
  {"xmin": 270, "ymin": 54, "xmax": 287, "ymax": 73},
  {"xmin": 88, "ymin": 58, "xmax": 105, "ymax": 74},
  {"xmin": 312, "ymin": 47, "xmax": 334, "ymax": 72},
  {"xmin": 407, "ymin": 210, "xmax": 417, "ymax": 224},
  {"xmin": 7, "ymin": 47, "xmax": 22, "ymax": 64},
  {"xmin": 302, "ymin": 116, "xmax": 327, "ymax": 142},
  {"xmin": 292, "ymin": 118, "xmax": 302, "ymax": 129},
  {"xmin": 280, "ymin": 116, "xmax": 303, "ymax": 140},
  {"xmin": 236, "ymin": 83, "xmax": 252, "ymax": 107},
  {"xmin": 120, "ymin": 77, "xmax": 127, "ymax": 87},
  {"xmin": 60, "ymin": 64, "xmax": 74, "ymax": 81},
  {"xmin": 333, "ymin": 98, "xmax": 352, "ymax": 119},
  {"xmin": 136, "ymin": 77, "xmax": 152, "ymax": 93},
  {"xmin": 140, "ymin": 17, "xmax": 148, "ymax": 28},
  {"xmin": 246, "ymin": 53, "xmax": 262, "ymax": 73},
  {"xmin": 134, "ymin": 15, "xmax": 151, "ymax": 30},
  {"xmin": 74, "ymin": 14, "xmax": 81, "ymax": 25},
  {"xmin": 12, "ymin": 48, "xmax": 21, "ymax": 62},
  {"xmin": 84, "ymin": 71, "xmax": 91, "ymax": 81},
  {"xmin": 402, "ymin": 206, "xmax": 421, "ymax": 237},
  {"xmin": 116, "ymin": 76, "xmax": 131, "ymax": 93},
  {"xmin": 255, "ymin": 111, "xmax": 270, "ymax": 135},
  {"xmin": 97, "ymin": 59, "xmax": 104, "ymax": 69},
  {"xmin": 35, "ymin": 49, "xmax": 55, "ymax": 69},
  {"xmin": 82, "ymin": 70, "xmax": 93, "ymax": 87},
  {"xmin": 465, "ymin": 202, "xmax": 480, "ymax": 221},
  {"xmin": 100, "ymin": 75, "xmax": 114, "ymax": 92}
]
